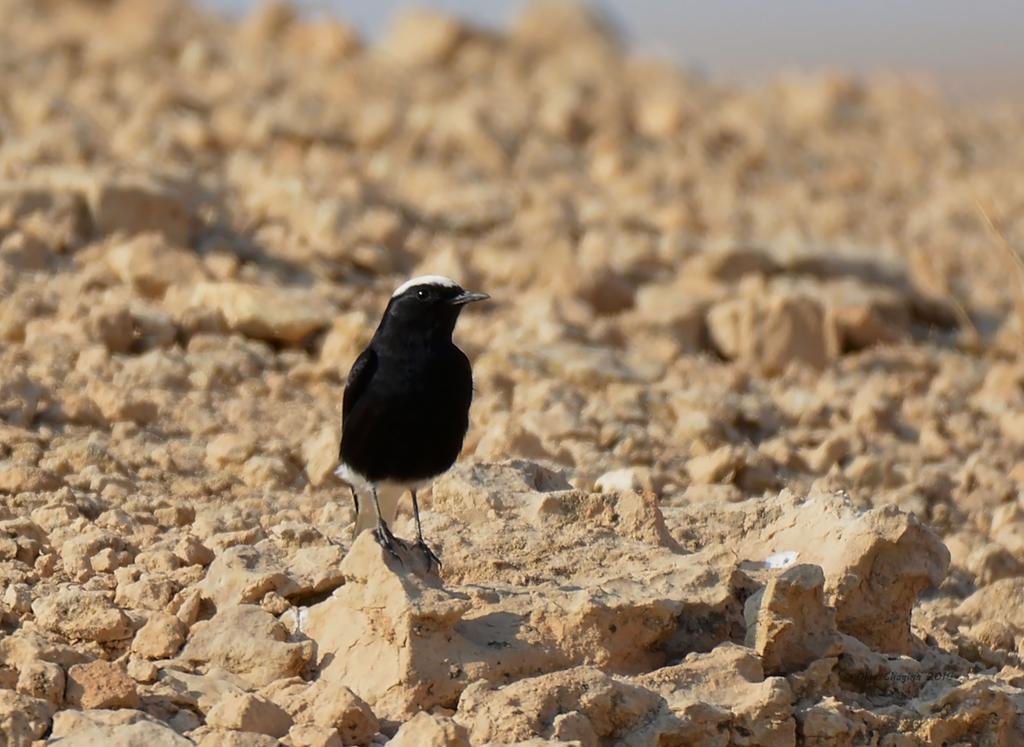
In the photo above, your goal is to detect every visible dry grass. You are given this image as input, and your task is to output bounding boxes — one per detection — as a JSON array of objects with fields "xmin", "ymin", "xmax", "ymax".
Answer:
[{"xmin": 977, "ymin": 198, "xmax": 1024, "ymax": 343}]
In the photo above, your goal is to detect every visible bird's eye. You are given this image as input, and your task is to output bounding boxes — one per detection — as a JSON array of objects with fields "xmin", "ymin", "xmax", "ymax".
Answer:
[{"xmin": 416, "ymin": 289, "xmax": 429, "ymax": 300}]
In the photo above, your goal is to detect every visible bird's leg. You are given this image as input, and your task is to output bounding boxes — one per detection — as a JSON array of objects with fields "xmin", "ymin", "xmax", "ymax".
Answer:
[
  {"xmin": 370, "ymin": 486, "xmax": 401, "ymax": 562},
  {"xmin": 334, "ymin": 484, "xmax": 359, "ymax": 546},
  {"xmin": 327, "ymin": 485, "xmax": 360, "ymax": 547},
  {"xmin": 411, "ymin": 489, "xmax": 441, "ymax": 570}
]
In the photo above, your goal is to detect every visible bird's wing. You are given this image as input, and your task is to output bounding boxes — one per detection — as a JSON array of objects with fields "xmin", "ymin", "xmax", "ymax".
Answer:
[{"xmin": 342, "ymin": 346, "xmax": 378, "ymax": 423}]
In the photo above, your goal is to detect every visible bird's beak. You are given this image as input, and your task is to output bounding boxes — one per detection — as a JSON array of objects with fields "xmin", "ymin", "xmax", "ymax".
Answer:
[{"xmin": 450, "ymin": 290, "xmax": 490, "ymax": 306}]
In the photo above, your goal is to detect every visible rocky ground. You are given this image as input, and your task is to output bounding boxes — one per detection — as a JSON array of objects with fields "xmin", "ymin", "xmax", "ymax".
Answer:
[{"xmin": 2, "ymin": 0, "xmax": 1024, "ymax": 745}]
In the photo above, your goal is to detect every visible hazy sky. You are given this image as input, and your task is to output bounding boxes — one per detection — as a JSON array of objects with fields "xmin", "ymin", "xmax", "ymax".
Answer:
[{"xmin": 207, "ymin": 0, "xmax": 1024, "ymax": 99}]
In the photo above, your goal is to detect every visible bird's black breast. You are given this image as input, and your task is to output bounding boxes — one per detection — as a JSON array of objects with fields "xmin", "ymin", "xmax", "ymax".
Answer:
[{"xmin": 339, "ymin": 343, "xmax": 474, "ymax": 484}]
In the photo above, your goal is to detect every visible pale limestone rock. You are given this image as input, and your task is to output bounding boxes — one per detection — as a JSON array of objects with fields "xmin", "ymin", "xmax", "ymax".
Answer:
[
  {"xmin": 0, "ymin": 516, "xmax": 47, "ymax": 564},
  {"xmin": 199, "ymin": 544, "xmax": 296, "ymax": 608},
  {"xmin": 0, "ymin": 690, "xmax": 54, "ymax": 746},
  {"xmin": 304, "ymin": 461, "xmax": 740, "ymax": 722},
  {"xmin": 191, "ymin": 728, "xmax": 280, "ymax": 747},
  {"xmin": 155, "ymin": 667, "xmax": 249, "ymax": 716},
  {"xmin": 593, "ymin": 467, "xmax": 648, "ymax": 494},
  {"xmin": 381, "ymin": 9, "xmax": 469, "ymax": 66},
  {"xmin": 456, "ymin": 666, "xmax": 661, "ymax": 745},
  {"xmin": 174, "ymin": 534, "xmax": 216, "ymax": 567},
  {"xmin": 106, "ymin": 232, "xmax": 205, "ymax": 297},
  {"xmin": 707, "ymin": 291, "xmax": 837, "ymax": 375},
  {"xmin": 166, "ymin": 282, "xmax": 334, "ymax": 344},
  {"xmin": 32, "ymin": 587, "xmax": 133, "ymax": 643},
  {"xmin": 65, "ymin": 660, "xmax": 140, "ymax": 709},
  {"xmin": 744, "ymin": 563, "xmax": 842, "ymax": 675},
  {"xmin": 303, "ymin": 426, "xmax": 339, "ymax": 487},
  {"xmin": 60, "ymin": 530, "xmax": 135, "ymax": 581},
  {"xmin": 86, "ymin": 174, "xmax": 196, "ymax": 246},
  {"xmin": 282, "ymin": 723, "xmax": 344, "ymax": 747},
  {"xmin": 707, "ymin": 490, "xmax": 949, "ymax": 654},
  {"xmin": 0, "ymin": 462, "xmax": 61, "ymax": 493},
  {"xmin": 685, "ymin": 246, "xmax": 779, "ymax": 281},
  {"xmin": 180, "ymin": 605, "xmax": 313, "ymax": 687},
  {"xmin": 115, "ymin": 573, "xmax": 179, "ymax": 611},
  {"xmin": 126, "ymin": 658, "xmax": 159, "ymax": 684},
  {"xmin": 631, "ymin": 644, "xmax": 796, "ymax": 746},
  {"xmin": 261, "ymin": 677, "xmax": 378, "ymax": 745},
  {"xmin": 15, "ymin": 659, "xmax": 64, "ymax": 705},
  {"xmin": 206, "ymin": 692, "xmax": 293, "ymax": 738},
  {"xmin": 132, "ymin": 611, "xmax": 188, "ymax": 660},
  {"xmin": 206, "ymin": 433, "xmax": 259, "ymax": 469},
  {"xmin": 387, "ymin": 711, "xmax": 469, "ymax": 747},
  {"xmin": 0, "ymin": 368, "xmax": 42, "ymax": 428},
  {"xmin": 49, "ymin": 708, "xmax": 190, "ymax": 746},
  {"xmin": 957, "ymin": 577, "xmax": 1024, "ymax": 629}
]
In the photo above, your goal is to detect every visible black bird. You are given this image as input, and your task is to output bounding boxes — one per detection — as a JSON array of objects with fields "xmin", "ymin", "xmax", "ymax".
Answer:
[{"xmin": 335, "ymin": 275, "xmax": 488, "ymax": 568}]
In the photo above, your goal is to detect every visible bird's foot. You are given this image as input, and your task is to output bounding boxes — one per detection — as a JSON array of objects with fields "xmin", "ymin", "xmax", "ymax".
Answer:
[
  {"xmin": 373, "ymin": 523, "xmax": 403, "ymax": 563},
  {"xmin": 414, "ymin": 540, "xmax": 441, "ymax": 572}
]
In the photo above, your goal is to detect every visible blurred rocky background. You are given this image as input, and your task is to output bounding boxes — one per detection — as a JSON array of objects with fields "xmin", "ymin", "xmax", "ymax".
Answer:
[{"xmin": 1, "ymin": 0, "xmax": 1024, "ymax": 744}]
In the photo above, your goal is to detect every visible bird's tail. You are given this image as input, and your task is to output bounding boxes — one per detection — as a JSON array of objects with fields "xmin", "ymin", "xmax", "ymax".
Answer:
[{"xmin": 353, "ymin": 482, "xmax": 404, "ymax": 536}]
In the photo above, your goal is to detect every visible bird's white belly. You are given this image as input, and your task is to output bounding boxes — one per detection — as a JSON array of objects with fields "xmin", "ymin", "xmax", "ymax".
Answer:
[
  {"xmin": 333, "ymin": 462, "xmax": 435, "ymax": 492},
  {"xmin": 334, "ymin": 462, "xmax": 437, "ymax": 535}
]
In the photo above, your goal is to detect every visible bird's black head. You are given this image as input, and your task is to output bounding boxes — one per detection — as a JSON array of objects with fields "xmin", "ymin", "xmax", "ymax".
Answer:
[{"xmin": 376, "ymin": 275, "xmax": 489, "ymax": 344}]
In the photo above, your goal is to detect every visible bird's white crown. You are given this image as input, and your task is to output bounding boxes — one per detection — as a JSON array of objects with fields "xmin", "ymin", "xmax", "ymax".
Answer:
[{"xmin": 391, "ymin": 275, "xmax": 460, "ymax": 298}]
